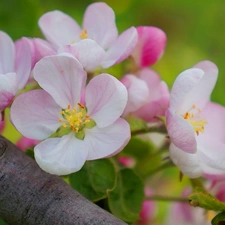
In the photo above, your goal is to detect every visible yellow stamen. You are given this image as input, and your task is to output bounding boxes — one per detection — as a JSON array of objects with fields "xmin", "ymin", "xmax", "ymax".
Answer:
[
  {"xmin": 59, "ymin": 103, "xmax": 92, "ymax": 133},
  {"xmin": 183, "ymin": 104, "xmax": 208, "ymax": 135},
  {"xmin": 80, "ymin": 29, "xmax": 88, "ymax": 39}
]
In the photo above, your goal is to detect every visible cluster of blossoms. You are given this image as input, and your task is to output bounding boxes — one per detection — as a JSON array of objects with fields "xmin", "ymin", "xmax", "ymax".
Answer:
[{"xmin": 2, "ymin": 2, "xmax": 225, "ymax": 224}]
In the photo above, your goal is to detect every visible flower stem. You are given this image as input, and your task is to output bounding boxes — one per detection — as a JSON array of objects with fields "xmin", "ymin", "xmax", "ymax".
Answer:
[
  {"xmin": 131, "ymin": 122, "xmax": 168, "ymax": 136},
  {"xmin": 146, "ymin": 195, "xmax": 189, "ymax": 203}
]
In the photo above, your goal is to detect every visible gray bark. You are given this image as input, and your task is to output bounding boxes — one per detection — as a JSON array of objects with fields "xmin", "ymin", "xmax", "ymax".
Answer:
[{"xmin": 0, "ymin": 136, "xmax": 127, "ymax": 225}]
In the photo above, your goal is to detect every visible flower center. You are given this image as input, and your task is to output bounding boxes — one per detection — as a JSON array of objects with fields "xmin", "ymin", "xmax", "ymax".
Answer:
[
  {"xmin": 58, "ymin": 103, "xmax": 92, "ymax": 133},
  {"xmin": 80, "ymin": 29, "xmax": 88, "ymax": 39},
  {"xmin": 183, "ymin": 104, "xmax": 208, "ymax": 135}
]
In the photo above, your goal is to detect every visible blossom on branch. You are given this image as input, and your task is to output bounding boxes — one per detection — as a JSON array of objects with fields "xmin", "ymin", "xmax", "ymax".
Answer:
[
  {"xmin": 122, "ymin": 68, "xmax": 170, "ymax": 122},
  {"xmin": 11, "ymin": 54, "xmax": 130, "ymax": 175},
  {"xmin": 166, "ymin": 60, "xmax": 225, "ymax": 178},
  {"xmin": 32, "ymin": 2, "xmax": 137, "ymax": 71},
  {"xmin": 0, "ymin": 31, "xmax": 31, "ymax": 110}
]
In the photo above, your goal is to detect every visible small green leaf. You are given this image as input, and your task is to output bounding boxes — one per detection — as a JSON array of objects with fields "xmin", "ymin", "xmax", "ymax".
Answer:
[
  {"xmin": 84, "ymin": 119, "xmax": 96, "ymax": 129},
  {"xmin": 211, "ymin": 212, "xmax": 225, "ymax": 225},
  {"xmin": 70, "ymin": 158, "xmax": 116, "ymax": 202},
  {"xmin": 75, "ymin": 130, "xmax": 85, "ymax": 140},
  {"xmin": 107, "ymin": 168, "xmax": 144, "ymax": 223},
  {"xmin": 188, "ymin": 187, "xmax": 225, "ymax": 211}
]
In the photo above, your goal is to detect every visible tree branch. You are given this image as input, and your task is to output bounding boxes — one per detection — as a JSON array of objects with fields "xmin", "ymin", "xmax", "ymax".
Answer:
[{"xmin": 0, "ymin": 136, "xmax": 127, "ymax": 225}]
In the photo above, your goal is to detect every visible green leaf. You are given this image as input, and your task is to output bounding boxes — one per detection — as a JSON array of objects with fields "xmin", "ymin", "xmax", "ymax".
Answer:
[
  {"xmin": 107, "ymin": 168, "xmax": 144, "ymax": 223},
  {"xmin": 188, "ymin": 187, "xmax": 225, "ymax": 211},
  {"xmin": 69, "ymin": 158, "xmax": 116, "ymax": 202},
  {"xmin": 211, "ymin": 212, "xmax": 225, "ymax": 225}
]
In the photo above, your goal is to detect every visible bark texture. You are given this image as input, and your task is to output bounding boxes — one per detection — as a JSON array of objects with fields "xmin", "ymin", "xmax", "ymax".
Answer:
[{"xmin": 0, "ymin": 136, "xmax": 127, "ymax": 225}]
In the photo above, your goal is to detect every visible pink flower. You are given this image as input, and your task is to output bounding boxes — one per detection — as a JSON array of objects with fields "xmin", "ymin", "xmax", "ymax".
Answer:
[
  {"xmin": 16, "ymin": 136, "xmax": 39, "ymax": 151},
  {"xmin": 36, "ymin": 2, "xmax": 138, "ymax": 71},
  {"xmin": 118, "ymin": 155, "xmax": 136, "ymax": 168},
  {"xmin": 122, "ymin": 68, "xmax": 170, "ymax": 122},
  {"xmin": 166, "ymin": 60, "xmax": 225, "ymax": 178},
  {"xmin": 11, "ymin": 54, "xmax": 130, "ymax": 175},
  {"xmin": 131, "ymin": 26, "xmax": 167, "ymax": 68},
  {"xmin": 137, "ymin": 188, "xmax": 155, "ymax": 225},
  {"xmin": 121, "ymin": 74, "xmax": 149, "ymax": 117},
  {"xmin": 165, "ymin": 189, "xmax": 211, "ymax": 225},
  {"xmin": 0, "ymin": 31, "xmax": 31, "ymax": 110}
]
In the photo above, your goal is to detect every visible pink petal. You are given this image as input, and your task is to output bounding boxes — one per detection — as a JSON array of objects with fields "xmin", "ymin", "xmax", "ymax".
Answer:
[
  {"xmin": 170, "ymin": 68, "xmax": 204, "ymax": 112},
  {"xmin": 134, "ymin": 68, "xmax": 170, "ymax": 121},
  {"xmin": 0, "ymin": 31, "xmax": 15, "ymax": 74},
  {"xmin": 33, "ymin": 54, "xmax": 86, "ymax": 109},
  {"xmin": 10, "ymin": 90, "xmax": 61, "ymax": 140},
  {"xmin": 121, "ymin": 74, "xmax": 149, "ymax": 117},
  {"xmin": 200, "ymin": 102, "xmax": 225, "ymax": 142},
  {"xmin": 179, "ymin": 61, "xmax": 218, "ymax": 114},
  {"xmin": 170, "ymin": 143, "xmax": 202, "ymax": 178},
  {"xmin": 85, "ymin": 74, "xmax": 128, "ymax": 127},
  {"xmin": 29, "ymin": 38, "xmax": 56, "ymax": 69},
  {"xmin": 16, "ymin": 136, "xmax": 39, "ymax": 151},
  {"xmin": 118, "ymin": 156, "xmax": 136, "ymax": 168},
  {"xmin": 0, "ymin": 73, "xmax": 17, "ymax": 110},
  {"xmin": 166, "ymin": 109, "xmax": 197, "ymax": 153},
  {"xmin": 131, "ymin": 26, "xmax": 167, "ymax": 68},
  {"xmin": 139, "ymin": 200, "xmax": 155, "ymax": 224},
  {"xmin": 38, "ymin": 10, "xmax": 81, "ymax": 48},
  {"xmin": 58, "ymin": 39, "xmax": 105, "ymax": 71},
  {"xmin": 82, "ymin": 2, "xmax": 118, "ymax": 49},
  {"xmin": 34, "ymin": 133, "xmax": 89, "ymax": 175},
  {"xmin": 101, "ymin": 27, "xmax": 138, "ymax": 68},
  {"xmin": 15, "ymin": 37, "xmax": 32, "ymax": 90},
  {"xmin": 135, "ymin": 101, "xmax": 165, "ymax": 122},
  {"xmin": 85, "ymin": 118, "xmax": 130, "ymax": 160}
]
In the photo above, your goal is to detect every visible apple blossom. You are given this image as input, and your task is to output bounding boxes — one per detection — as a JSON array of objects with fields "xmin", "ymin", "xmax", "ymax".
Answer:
[
  {"xmin": 131, "ymin": 26, "xmax": 167, "ymax": 68},
  {"xmin": 16, "ymin": 137, "xmax": 39, "ymax": 151},
  {"xmin": 11, "ymin": 54, "xmax": 130, "ymax": 175},
  {"xmin": 166, "ymin": 60, "xmax": 225, "ymax": 178},
  {"xmin": 0, "ymin": 31, "xmax": 31, "ymax": 110},
  {"xmin": 122, "ymin": 68, "xmax": 170, "ymax": 121},
  {"xmin": 35, "ymin": 2, "xmax": 138, "ymax": 71}
]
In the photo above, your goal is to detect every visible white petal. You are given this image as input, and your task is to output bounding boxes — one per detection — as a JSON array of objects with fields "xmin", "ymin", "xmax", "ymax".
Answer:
[
  {"xmin": 170, "ymin": 143, "xmax": 203, "ymax": 178},
  {"xmin": 58, "ymin": 39, "xmax": 105, "ymax": 71},
  {"xmin": 33, "ymin": 54, "xmax": 86, "ymax": 108},
  {"xmin": 0, "ymin": 31, "xmax": 15, "ymax": 74},
  {"xmin": 11, "ymin": 90, "xmax": 61, "ymax": 140},
  {"xmin": 85, "ymin": 74, "xmax": 128, "ymax": 127},
  {"xmin": 34, "ymin": 133, "xmax": 88, "ymax": 175},
  {"xmin": 170, "ymin": 68, "xmax": 204, "ymax": 112},
  {"xmin": 85, "ymin": 118, "xmax": 130, "ymax": 160},
  {"xmin": 38, "ymin": 10, "xmax": 81, "ymax": 48},
  {"xmin": 82, "ymin": 2, "xmax": 118, "ymax": 49}
]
